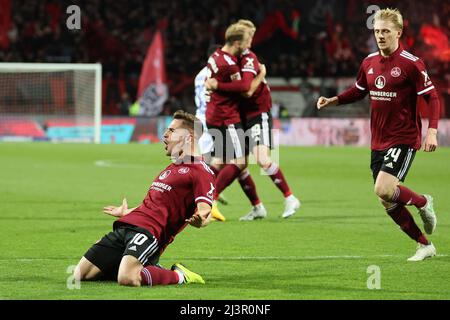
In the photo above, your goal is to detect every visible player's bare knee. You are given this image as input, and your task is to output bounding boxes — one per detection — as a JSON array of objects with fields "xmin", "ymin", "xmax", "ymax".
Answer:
[
  {"xmin": 73, "ymin": 264, "xmax": 84, "ymax": 281},
  {"xmin": 75, "ymin": 257, "xmax": 100, "ymax": 281},
  {"xmin": 117, "ymin": 274, "xmax": 141, "ymax": 287},
  {"xmin": 374, "ymin": 184, "xmax": 393, "ymax": 201},
  {"xmin": 256, "ymin": 157, "xmax": 271, "ymax": 169}
]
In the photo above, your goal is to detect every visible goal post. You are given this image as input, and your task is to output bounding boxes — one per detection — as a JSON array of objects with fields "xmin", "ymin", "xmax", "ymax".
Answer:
[{"xmin": 0, "ymin": 63, "xmax": 102, "ymax": 143}]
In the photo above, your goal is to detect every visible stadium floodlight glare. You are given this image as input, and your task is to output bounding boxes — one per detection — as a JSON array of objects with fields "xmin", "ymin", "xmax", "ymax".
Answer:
[{"xmin": 0, "ymin": 63, "xmax": 102, "ymax": 143}]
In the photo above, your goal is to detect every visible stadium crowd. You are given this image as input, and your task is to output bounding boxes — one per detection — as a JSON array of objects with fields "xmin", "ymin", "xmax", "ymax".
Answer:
[{"xmin": 0, "ymin": 0, "xmax": 448, "ymax": 115}]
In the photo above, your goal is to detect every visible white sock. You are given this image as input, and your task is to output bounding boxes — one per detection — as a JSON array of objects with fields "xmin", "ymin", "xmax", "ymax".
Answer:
[
  {"xmin": 175, "ymin": 270, "xmax": 184, "ymax": 284},
  {"xmin": 285, "ymin": 194, "xmax": 296, "ymax": 201},
  {"xmin": 264, "ymin": 163, "xmax": 279, "ymax": 176}
]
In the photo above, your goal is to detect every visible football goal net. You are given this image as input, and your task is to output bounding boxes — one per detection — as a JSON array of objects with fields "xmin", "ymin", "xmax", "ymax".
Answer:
[{"xmin": 0, "ymin": 63, "xmax": 102, "ymax": 143}]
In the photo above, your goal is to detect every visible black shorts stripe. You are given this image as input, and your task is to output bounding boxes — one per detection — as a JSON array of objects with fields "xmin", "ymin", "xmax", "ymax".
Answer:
[
  {"xmin": 139, "ymin": 239, "xmax": 159, "ymax": 264},
  {"xmin": 370, "ymin": 145, "xmax": 416, "ymax": 183},
  {"xmin": 397, "ymin": 148, "xmax": 413, "ymax": 180},
  {"xmin": 83, "ymin": 225, "xmax": 160, "ymax": 280}
]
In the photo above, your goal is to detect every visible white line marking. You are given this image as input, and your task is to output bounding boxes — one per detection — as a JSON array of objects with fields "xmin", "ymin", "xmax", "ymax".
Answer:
[
  {"xmin": 7, "ymin": 254, "xmax": 448, "ymax": 263},
  {"xmin": 94, "ymin": 160, "xmax": 147, "ymax": 168}
]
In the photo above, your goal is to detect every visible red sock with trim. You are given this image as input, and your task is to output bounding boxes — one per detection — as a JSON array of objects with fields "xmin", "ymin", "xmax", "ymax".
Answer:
[
  {"xmin": 392, "ymin": 186, "xmax": 427, "ymax": 208},
  {"xmin": 140, "ymin": 266, "xmax": 180, "ymax": 286},
  {"xmin": 214, "ymin": 164, "xmax": 241, "ymax": 199},
  {"xmin": 264, "ymin": 163, "xmax": 292, "ymax": 197},
  {"xmin": 238, "ymin": 169, "xmax": 261, "ymax": 206},
  {"xmin": 386, "ymin": 204, "xmax": 429, "ymax": 245}
]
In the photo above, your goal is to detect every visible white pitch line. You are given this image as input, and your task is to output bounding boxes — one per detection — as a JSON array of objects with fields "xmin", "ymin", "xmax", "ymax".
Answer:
[
  {"xmin": 178, "ymin": 254, "xmax": 448, "ymax": 260},
  {"xmin": 94, "ymin": 160, "xmax": 146, "ymax": 168},
  {"xmin": 4, "ymin": 254, "xmax": 447, "ymax": 263}
]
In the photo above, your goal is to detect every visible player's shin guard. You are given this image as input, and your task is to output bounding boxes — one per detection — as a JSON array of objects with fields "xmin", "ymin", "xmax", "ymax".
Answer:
[
  {"xmin": 238, "ymin": 169, "xmax": 261, "ymax": 206},
  {"xmin": 386, "ymin": 204, "xmax": 429, "ymax": 245},
  {"xmin": 392, "ymin": 186, "xmax": 427, "ymax": 208},
  {"xmin": 140, "ymin": 266, "xmax": 180, "ymax": 286},
  {"xmin": 265, "ymin": 163, "xmax": 292, "ymax": 197},
  {"xmin": 214, "ymin": 164, "xmax": 241, "ymax": 199}
]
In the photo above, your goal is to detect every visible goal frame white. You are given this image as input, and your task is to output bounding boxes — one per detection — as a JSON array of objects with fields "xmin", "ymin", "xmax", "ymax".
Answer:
[{"xmin": 0, "ymin": 63, "xmax": 102, "ymax": 143}]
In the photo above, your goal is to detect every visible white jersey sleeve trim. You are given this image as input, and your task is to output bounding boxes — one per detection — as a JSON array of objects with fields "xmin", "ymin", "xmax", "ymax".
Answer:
[
  {"xmin": 241, "ymin": 68, "xmax": 257, "ymax": 75},
  {"xmin": 417, "ymin": 86, "xmax": 435, "ymax": 95},
  {"xmin": 195, "ymin": 196, "xmax": 213, "ymax": 205},
  {"xmin": 355, "ymin": 82, "xmax": 366, "ymax": 91}
]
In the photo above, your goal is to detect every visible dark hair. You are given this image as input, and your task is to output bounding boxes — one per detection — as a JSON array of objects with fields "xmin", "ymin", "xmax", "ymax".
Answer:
[
  {"xmin": 173, "ymin": 110, "xmax": 203, "ymax": 141},
  {"xmin": 207, "ymin": 44, "xmax": 221, "ymax": 57}
]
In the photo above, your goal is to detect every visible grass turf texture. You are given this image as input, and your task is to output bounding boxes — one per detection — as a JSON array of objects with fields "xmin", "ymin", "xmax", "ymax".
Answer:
[{"xmin": 0, "ymin": 143, "xmax": 449, "ymax": 300}]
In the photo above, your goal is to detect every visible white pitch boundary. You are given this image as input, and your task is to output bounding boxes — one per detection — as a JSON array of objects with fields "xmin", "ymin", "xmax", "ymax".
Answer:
[
  {"xmin": 177, "ymin": 254, "xmax": 448, "ymax": 260},
  {"xmin": 4, "ymin": 254, "xmax": 448, "ymax": 263},
  {"xmin": 94, "ymin": 160, "xmax": 148, "ymax": 168}
]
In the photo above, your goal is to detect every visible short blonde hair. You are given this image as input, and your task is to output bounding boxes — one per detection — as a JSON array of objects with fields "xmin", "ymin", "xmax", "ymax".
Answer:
[
  {"xmin": 374, "ymin": 8, "xmax": 403, "ymax": 31},
  {"xmin": 237, "ymin": 19, "xmax": 256, "ymax": 33},
  {"xmin": 225, "ymin": 23, "xmax": 248, "ymax": 44}
]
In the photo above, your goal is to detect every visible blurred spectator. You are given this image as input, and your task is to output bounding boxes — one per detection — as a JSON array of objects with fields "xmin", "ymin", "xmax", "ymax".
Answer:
[{"xmin": 118, "ymin": 92, "xmax": 132, "ymax": 116}]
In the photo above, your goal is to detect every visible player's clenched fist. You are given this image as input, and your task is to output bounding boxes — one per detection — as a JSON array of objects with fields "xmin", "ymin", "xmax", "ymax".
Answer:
[
  {"xmin": 205, "ymin": 78, "xmax": 218, "ymax": 91},
  {"xmin": 316, "ymin": 96, "xmax": 338, "ymax": 109}
]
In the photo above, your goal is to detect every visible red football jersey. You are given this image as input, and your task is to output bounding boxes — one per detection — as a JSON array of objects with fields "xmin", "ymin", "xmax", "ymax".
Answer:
[
  {"xmin": 205, "ymin": 49, "xmax": 242, "ymax": 126},
  {"xmin": 114, "ymin": 157, "xmax": 215, "ymax": 253},
  {"xmin": 352, "ymin": 45, "xmax": 436, "ymax": 151},
  {"xmin": 239, "ymin": 50, "xmax": 272, "ymax": 120}
]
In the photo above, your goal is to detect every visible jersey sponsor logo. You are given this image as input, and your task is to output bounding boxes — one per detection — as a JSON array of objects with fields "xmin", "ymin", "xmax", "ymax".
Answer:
[
  {"xmin": 391, "ymin": 67, "xmax": 401, "ymax": 77},
  {"xmin": 178, "ymin": 167, "xmax": 190, "ymax": 174},
  {"xmin": 368, "ymin": 68, "xmax": 374, "ymax": 74},
  {"xmin": 230, "ymin": 72, "xmax": 241, "ymax": 81},
  {"xmin": 159, "ymin": 170, "xmax": 171, "ymax": 180},
  {"xmin": 369, "ymin": 90, "xmax": 397, "ymax": 101},
  {"xmin": 150, "ymin": 181, "xmax": 173, "ymax": 192},
  {"xmin": 375, "ymin": 76, "xmax": 386, "ymax": 89},
  {"xmin": 244, "ymin": 57, "xmax": 255, "ymax": 69}
]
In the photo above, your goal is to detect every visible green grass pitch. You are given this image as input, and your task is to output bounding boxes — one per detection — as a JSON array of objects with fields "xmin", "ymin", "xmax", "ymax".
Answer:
[{"xmin": 0, "ymin": 143, "xmax": 449, "ymax": 300}]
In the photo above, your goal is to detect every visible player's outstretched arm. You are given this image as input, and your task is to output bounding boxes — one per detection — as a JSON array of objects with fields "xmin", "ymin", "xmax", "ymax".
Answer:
[
  {"xmin": 103, "ymin": 198, "xmax": 137, "ymax": 218},
  {"xmin": 186, "ymin": 202, "xmax": 212, "ymax": 228},
  {"xmin": 317, "ymin": 96, "xmax": 338, "ymax": 109},
  {"xmin": 242, "ymin": 64, "xmax": 267, "ymax": 98}
]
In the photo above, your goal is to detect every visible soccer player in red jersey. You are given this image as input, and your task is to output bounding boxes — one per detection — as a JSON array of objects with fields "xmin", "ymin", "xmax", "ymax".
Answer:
[
  {"xmin": 74, "ymin": 111, "xmax": 215, "ymax": 286},
  {"xmin": 317, "ymin": 9, "xmax": 440, "ymax": 261},
  {"xmin": 204, "ymin": 22, "xmax": 266, "ymax": 221},
  {"xmin": 206, "ymin": 20, "xmax": 301, "ymax": 220}
]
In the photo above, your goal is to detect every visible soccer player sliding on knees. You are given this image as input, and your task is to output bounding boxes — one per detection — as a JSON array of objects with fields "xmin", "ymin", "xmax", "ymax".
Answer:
[
  {"xmin": 317, "ymin": 8, "xmax": 440, "ymax": 261},
  {"xmin": 74, "ymin": 111, "xmax": 214, "ymax": 287}
]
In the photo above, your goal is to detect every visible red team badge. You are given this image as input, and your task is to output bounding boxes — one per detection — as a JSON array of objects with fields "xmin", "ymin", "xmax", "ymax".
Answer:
[
  {"xmin": 178, "ymin": 167, "xmax": 190, "ymax": 174},
  {"xmin": 159, "ymin": 170, "xmax": 171, "ymax": 180},
  {"xmin": 391, "ymin": 67, "xmax": 401, "ymax": 77}
]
